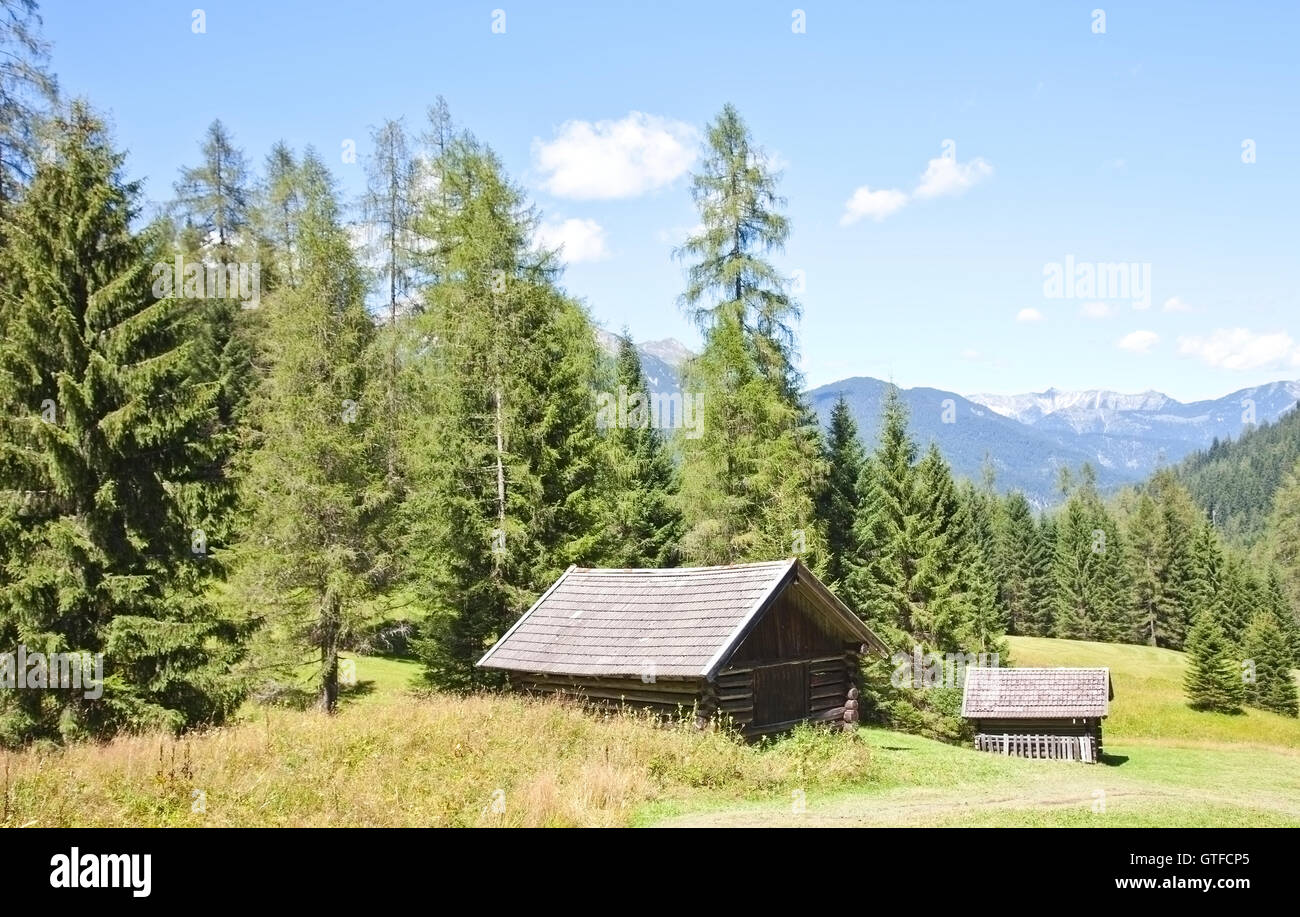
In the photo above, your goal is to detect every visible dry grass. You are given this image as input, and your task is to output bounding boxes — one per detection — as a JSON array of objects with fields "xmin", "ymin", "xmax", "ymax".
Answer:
[{"xmin": 0, "ymin": 692, "xmax": 873, "ymax": 827}]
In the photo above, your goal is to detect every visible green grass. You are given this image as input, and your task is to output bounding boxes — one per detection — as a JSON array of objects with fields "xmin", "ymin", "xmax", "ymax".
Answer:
[
  {"xmin": 643, "ymin": 637, "xmax": 1300, "ymax": 826},
  {"xmin": 2, "ymin": 636, "xmax": 1296, "ymax": 826}
]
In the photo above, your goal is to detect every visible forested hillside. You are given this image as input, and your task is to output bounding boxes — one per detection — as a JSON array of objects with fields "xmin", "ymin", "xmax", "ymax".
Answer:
[{"xmin": 1176, "ymin": 405, "xmax": 1300, "ymax": 546}]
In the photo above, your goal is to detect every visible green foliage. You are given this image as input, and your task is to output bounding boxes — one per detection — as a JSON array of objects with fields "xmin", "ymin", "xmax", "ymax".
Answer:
[
  {"xmin": 1242, "ymin": 609, "xmax": 1299, "ymax": 717},
  {"xmin": 1050, "ymin": 467, "xmax": 1135, "ymax": 643},
  {"xmin": 818, "ymin": 396, "xmax": 864, "ymax": 591},
  {"xmin": 0, "ymin": 103, "xmax": 245, "ymax": 743},
  {"xmin": 228, "ymin": 148, "xmax": 391, "ymax": 713},
  {"xmin": 1184, "ymin": 604, "xmax": 1245, "ymax": 714},
  {"xmin": 994, "ymin": 491, "xmax": 1051, "ymax": 635},
  {"xmin": 402, "ymin": 134, "xmax": 607, "ymax": 689},
  {"xmin": 676, "ymin": 105, "xmax": 825, "ymax": 566},
  {"xmin": 843, "ymin": 389, "xmax": 1005, "ymax": 658},
  {"xmin": 597, "ymin": 332, "xmax": 682, "ymax": 568},
  {"xmin": 1179, "ymin": 407, "xmax": 1300, "ymax": 546}
]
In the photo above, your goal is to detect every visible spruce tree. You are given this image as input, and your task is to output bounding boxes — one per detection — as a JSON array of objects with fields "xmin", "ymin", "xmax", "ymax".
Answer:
[
  {"xmin": 995, "ymin": 491, "xmax": 1042, "ymax": 635},
  {"xmin": 1242, "ymin": 608, "xmax": 1299, "ymax": 717},
  {"xmin": 230, "ymin": 149, "xmax": 390, "ymax": 713},
  {"xmin": 0, "ymin": 102, "xmax": 244, "ymax": 742},
  {"xmin": 1050, "ymin": 467, "xmax": 1134, "ymax": 642},
  {"xmin": 843, "ymin": 387, "xmax": 919, "ymax": 648},
  {"xmin": 818, "ymin": 396, "xmax": 864, "ymax": 591},
  {"xmin": 597, "ymin": 332, "xmax": 682, "ymax": 568},
  {"xmin": 1184, "ymin": 605, "xmax": 1245, "ymax": 714}
]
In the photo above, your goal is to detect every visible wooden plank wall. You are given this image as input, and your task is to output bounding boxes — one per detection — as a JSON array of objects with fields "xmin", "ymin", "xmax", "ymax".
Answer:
[{"xmin": 508, "ymin": 672, "xmax": 706, "ymax": 718}]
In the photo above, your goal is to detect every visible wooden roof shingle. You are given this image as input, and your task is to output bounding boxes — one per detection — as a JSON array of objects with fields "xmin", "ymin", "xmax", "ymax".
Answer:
[
  {"xmin": 477, "ymin": 559, "xmax": 884, "ymax": 679},
  {"xmin": 961, "ymin": 667, "xmax": 1113, "ymax": 719}
]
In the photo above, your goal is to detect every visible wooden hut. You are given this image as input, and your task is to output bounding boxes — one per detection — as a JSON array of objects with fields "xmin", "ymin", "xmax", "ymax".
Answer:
[
  {"xmin": 962, "ymin": 667, "xmax": 1113, "ymax": 763},
  {"xmin": 476, "ymin": 559, "xmax": 887, "ymax": 736}
]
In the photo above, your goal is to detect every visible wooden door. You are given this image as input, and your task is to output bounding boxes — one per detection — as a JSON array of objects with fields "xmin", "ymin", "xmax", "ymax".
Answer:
[{"xmin": 753, "ymin": 662, "xmax": 809, "ymax": 726}]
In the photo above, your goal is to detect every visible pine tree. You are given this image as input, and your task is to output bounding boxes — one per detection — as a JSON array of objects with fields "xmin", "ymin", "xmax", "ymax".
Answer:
[
  {"xmin": 596, "ymin": 332, "xmax": 682, "ymax": 568},
  {"xmin": 674, "ymin": 105, "xmax": 826, "ymax": 566},
  {"xmin": 404, "ymin": 134, "xmax": 607, "ymax": 688},
  {"xmin": 230, "ymin": 149, "xmax": 390, "ymax": 713},
  {"xmin": 818, "ymin": 395, "xmax": 865, "ymax": 590},
  {"xmin": 0, "ymin": 103, "xmax": 244, "ymax": 743},
  {"xmin": 174, "ymin": 120, "xmax": 251, "ymax": 262}
]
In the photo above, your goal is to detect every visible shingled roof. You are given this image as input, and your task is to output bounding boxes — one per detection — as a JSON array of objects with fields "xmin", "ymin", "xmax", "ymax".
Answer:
[
  {"xmin": 961, "ymin": 667, "xmax": 1113, "ymax": 719},
  {"xmin": 477, "ymin": 559, "xmax": 885, "ymax": 679}
]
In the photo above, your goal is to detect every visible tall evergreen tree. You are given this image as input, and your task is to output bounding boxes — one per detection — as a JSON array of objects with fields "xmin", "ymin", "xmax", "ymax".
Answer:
[
  {"xmin": 404, "ymin": 134, "xmax": 607, "ymax": 688},
  {"xmin": 1268, "ymin": 459, "xmax": 1300, "ymax": 620},
  {"xmin": 362, "ymin": 118, "xmax": 419, "ymax": 483},
  {"xmin": 1242, "ymin": 607, "xmax": 1299, "ymax": 717},
  {"xmin": 596, "ymin": 332, "xmax": 682, "ymax": 568},
  {"xmin": 1184, "ymin": 604, "xmax": 1245, "ymax": 714},
  {"xmin": 255, "ymin": 141, "xmax": 303, "ymax": 291},
  {"xmin": 168, "ymin": 120, "xmax": 261, "ymax": 549},
  {"xmin": 1051, "ymin": 467, "xmax": 1134, "ymax": 642},
  {"xmin": 230, "ymin": 150, "xmax": 390, "ymax": 713},
  {"xmin": 0, "ymin": 103, "xmax": 244, "ymax": 743},
  {"xmin": 843, "ymin": 387, "xmax": 919, "ymax": 648},
  {"xmin": 675, "ymin": 105, "xmax": 825, "ymax": 566},
  {"xmin": 818, "ymin": 395, "xmax": 865, "ymax": 590},
  {"xmin": 995, "ymin": 491, "xmax": 1044, "ymax": 635}
]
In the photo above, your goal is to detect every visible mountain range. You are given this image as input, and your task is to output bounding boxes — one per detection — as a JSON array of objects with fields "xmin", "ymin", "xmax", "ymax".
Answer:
[{"xmin": 596, "ymin": 332, "xmax": 1300, "ymax": 507}]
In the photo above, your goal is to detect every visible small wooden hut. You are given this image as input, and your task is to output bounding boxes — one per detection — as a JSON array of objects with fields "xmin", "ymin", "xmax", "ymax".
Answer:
[
  {"xmin": 476, "ymin": 559, "xmax": 887, "ymax": 736},
  {"xmin": 962, "ymin": 667, "xmax": 1113, "ymax": 763}
]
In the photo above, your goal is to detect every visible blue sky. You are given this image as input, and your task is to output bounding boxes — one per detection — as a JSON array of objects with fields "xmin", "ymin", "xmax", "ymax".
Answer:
[{"xmin": 41, "ymin": 1, "xmax": 1299, "ymax": 401}]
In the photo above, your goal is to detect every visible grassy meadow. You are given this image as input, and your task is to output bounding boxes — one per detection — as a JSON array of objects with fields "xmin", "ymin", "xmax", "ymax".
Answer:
[{"xmin": 2, "ymin": 638, "xmax": 1297, "ymax": 827}]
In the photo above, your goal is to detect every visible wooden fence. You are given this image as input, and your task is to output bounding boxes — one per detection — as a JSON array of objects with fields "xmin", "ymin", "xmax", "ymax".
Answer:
[{"xmin": 975, "ymin": 732, "xmax": 1096, "ymax": 763}]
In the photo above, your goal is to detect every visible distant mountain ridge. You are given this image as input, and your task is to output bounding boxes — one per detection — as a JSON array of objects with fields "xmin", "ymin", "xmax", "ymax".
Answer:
[
  {"xmin": 594, "ymin": 330, "xmax": 1300, "ymax": 508},
  {"xmin": 812, "ymin": 378, "xmax": 1300, "ymax": 507}
]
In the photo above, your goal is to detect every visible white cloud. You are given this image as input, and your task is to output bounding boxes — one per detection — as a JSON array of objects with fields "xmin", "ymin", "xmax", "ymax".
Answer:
[
  {"xmin": 1177, "ymin": 328, "xmax": 1300, "ymax": 371},
  {"xmin": 913, "ymin": 155, "xmax": 994, "ymax": 199},
  {"xmin": 1117, "ymin": 330, "xmax": 1160, "ymax": 353},
  {"xmin": 1162, "ymin": 296, "xmax": 1194, "ymax": 313},
  {"xmin": 532, "ymin": 112, "xmax": 697, "ymax": 200},
  {"xmin": 1017, "ymin": 308, "xmax": 1044, "ymax": 322},
  {"xmin": 1081, "ymin": 301, "xmax": 1114, "ymax": 319},
  {"xmin": 840, "ymin": 186, "xmax": 909, "ymax": 225},
  {"xmin": 535, "ymin": 218, "xmax": 609, "ymax": 263},
  {"xmin": 841, "ymin": 151, "xmax": 993, "ymax": 226}
]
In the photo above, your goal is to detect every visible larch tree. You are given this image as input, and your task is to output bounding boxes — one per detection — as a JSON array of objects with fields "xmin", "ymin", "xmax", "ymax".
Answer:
[
  {"xmin": 230, "ymin": 149, "xmax": 391, "ymax": 713},
  {"xmin": 675, "ymin": 103, "xmax": 825, "ymax": 567},
  {"xmin": 362, "ymin": 117, "xmax": 419, "ymax": 483},
  {"xmin": 403, "ymin": 134, "xmax": 606, "ymax": 688},
  {"xmin": 0, "ymin": 0, "xmax": 57, "ymax": 214}
]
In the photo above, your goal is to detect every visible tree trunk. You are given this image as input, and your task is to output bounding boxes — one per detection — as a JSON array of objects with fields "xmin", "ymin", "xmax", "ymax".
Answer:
[{"xmin": 319, "ymin": 591, "xmax": 341, "ymax": 713}]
